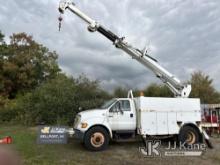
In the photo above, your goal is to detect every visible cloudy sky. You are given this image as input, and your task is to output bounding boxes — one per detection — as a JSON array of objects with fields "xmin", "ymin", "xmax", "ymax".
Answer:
[{"xmin": 0, "ymin": 0, "xmax": 220, "ymax": 91}]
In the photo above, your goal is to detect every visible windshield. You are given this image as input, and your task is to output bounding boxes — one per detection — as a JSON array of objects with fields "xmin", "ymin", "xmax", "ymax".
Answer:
[{"xmin": 100, "ymin": 99, "xmax": 116, "ymax": 109}]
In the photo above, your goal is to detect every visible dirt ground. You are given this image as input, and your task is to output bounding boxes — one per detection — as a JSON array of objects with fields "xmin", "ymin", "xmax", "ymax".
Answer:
[{"xmin": 74, "ymin": 138, "xmax": 220, "ymax": 165}]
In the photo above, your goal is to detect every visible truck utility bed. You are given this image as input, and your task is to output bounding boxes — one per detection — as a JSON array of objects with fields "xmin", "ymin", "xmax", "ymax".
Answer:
[{"xmin": 134, "ymin": 97, "xmax": 201, "ymax": 136}]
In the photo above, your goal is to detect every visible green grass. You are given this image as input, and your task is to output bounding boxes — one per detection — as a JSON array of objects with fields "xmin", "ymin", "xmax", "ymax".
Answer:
[{"xmin": 0, "ymin": 126, "xmax": 220, "ymax": 165}]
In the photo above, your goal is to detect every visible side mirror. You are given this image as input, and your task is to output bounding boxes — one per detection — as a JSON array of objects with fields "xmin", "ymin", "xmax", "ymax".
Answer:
[
  {"xmin": 118, "ymin": 102, "xmax": 123, "ymax": 115},
  {"xmin": 119, "ymin": 109, "xmax": 124, "ymax": 115},
  {"xmin": 109, "ymin": 108, "xmax": 113, "ymax": 113}
]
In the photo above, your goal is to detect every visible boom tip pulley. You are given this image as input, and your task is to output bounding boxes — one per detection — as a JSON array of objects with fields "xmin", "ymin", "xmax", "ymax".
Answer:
[{"xmin": 58, "ymin": 14, "xmax": 63, "ymax": 31}]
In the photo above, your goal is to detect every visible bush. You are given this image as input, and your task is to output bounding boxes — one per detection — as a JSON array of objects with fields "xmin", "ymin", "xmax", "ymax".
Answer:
[
  {"xmin": 0, "ymin": 97, "xmax": 23, "ymax": 124},
  {"xmin": 0, "ymin": 74, "xmax": 110, "ymax": 126},
  {"xmin": 0, "ymin": 105, "xmax": 18, "ymax": 124},
  {"xmin": 18, "ymin": 74, "xmax": 79, "ymax": 125}
]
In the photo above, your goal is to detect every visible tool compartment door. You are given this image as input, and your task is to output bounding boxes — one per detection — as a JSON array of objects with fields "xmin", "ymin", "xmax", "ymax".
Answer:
[
  {"xmin": 156, "ymin": 112, "xmax": 168, "ymax": 134},
  {"xmin": 167, "ymin": 112, "xmax": 179, "ymax": 134},
  {"xmin": 140, "ymin": 112, "xmax": 157, "ymax": 135}
]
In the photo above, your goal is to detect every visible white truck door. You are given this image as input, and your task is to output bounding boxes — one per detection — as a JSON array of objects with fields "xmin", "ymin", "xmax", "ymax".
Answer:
[{"xmin": 108, "ymin": 100, "xmax": 136, "ymax": 131}]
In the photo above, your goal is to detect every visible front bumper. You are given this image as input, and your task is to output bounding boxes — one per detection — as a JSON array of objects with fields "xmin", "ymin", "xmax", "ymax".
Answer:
[
  {"xmin": 73, "ymin": 129, "xmax": 84, "ymax": 141},
  {"xmin": 66, "ymin": 128, "xmax": 84, "ymax": 142}
]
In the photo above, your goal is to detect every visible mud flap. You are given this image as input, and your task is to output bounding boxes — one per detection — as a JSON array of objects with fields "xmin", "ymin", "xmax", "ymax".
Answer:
[
  {"xmin": 202, "ymin": 130, "xmax": 213, "ymax": 149},
  {"xmin": 141, "ymin": 135, "xmax": 147, "ymax": 147}
]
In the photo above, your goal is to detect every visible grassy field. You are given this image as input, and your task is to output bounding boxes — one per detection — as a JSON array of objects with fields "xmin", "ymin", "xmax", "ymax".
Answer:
[{"xmin": 0, "ymin": 126, "xmax": 220, "ymax": 165}]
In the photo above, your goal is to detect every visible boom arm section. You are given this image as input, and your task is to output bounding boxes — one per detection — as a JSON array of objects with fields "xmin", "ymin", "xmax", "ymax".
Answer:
[{"xmin": 58, "ymin": 0, "xmax": 191, "ymax": 98}]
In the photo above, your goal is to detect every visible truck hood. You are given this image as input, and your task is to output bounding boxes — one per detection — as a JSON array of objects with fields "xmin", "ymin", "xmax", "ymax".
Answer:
[{"xmin": 78, "ymin": 109, "xmax": 107, "ymax": 121}]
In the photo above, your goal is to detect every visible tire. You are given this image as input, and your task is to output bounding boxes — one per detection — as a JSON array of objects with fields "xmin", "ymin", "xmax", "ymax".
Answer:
[
  {"xmin": 84, "ymin": 126, "xmax": 110, "ymax": 151},
  {"xmin": 178, "ymin": 126, "xmax": 200, "ymax": 146}
]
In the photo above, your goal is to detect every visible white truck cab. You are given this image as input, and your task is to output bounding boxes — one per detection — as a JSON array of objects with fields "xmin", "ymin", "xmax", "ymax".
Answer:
[
  {"xmin": 73, "ymin": 91, "xmax": 203, "ymax": 151},
  {"xmin": 74, "ymin": 98, "xmax": 136, "ymax": 139}
]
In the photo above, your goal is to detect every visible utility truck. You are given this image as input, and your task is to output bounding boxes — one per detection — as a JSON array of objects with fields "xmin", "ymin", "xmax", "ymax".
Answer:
[{"xmin": 58, "ymin": 0, "xmax": 210, "ymax": 151}]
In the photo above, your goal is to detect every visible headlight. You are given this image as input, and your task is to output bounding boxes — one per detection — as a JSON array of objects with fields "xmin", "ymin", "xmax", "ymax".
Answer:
[{"xmin": 74, "ymin": 115, "xmax": 81, "ymax": 128}]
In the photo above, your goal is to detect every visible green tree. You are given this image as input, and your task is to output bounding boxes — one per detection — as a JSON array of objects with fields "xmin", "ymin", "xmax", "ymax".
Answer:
[
  {"xmin": 0, "ymin": 31, "xmax": 9, "ymax": 105},
  {"xmin": 189, "ymin": 71, "xmax": 220, "ymax": 103},
  {"xmin": 143, "ymin": 83, "xmax": 173, "ymax": 97},
  {"xmin": 113, "ymin": 87, "xmax": 129, "ymax": 98},
  {"xmin": 0, "ymin": 32, "xmax": 60, "ymax": 100},
  {"xmin": 13, "ymin": 74, "xmax": 77, "ymax": 125},
  {"xmin": 75, "ymin": 75, "xmax": 110, "ymax": 110},
  {"xmin": 2, "ymin": 74, "xmax": 110, "ymax": 125},
  {"xmin": 0, "ymin": 31, "xmax": 4, "ymax": 43}
]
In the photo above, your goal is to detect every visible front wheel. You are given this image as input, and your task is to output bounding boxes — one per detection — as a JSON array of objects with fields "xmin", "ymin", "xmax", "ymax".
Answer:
[{"xmin": 84, "ymin": 126, "xmax": 110, "ymax": 151}]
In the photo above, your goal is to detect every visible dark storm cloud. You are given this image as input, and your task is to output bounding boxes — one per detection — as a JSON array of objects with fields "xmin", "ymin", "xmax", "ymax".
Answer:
[{"xmin": 0, "ymin": 0, "xmax": 220, "ymax": 91}]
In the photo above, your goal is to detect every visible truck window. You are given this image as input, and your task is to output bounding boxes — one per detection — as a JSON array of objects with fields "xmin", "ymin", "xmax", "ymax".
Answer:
[
  {"xmin": 110, "ymin": 101, "xmax": 120, "ymax": 112},
  {"xmin": 121, "ymin": 100, "xmax": 131, "ymax": 111},
  {"xmin": 100, "ymin": 99, "xmax": 116, "ymax": 109},
  {"xmin": 109, "ymin": 100, "xmax": 131, "ymax": 112}
]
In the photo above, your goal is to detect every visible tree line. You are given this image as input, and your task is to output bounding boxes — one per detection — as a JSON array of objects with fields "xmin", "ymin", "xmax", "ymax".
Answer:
[{"xmin": 0, "ymin": 31, "xmax": 219, "ymax": 125}]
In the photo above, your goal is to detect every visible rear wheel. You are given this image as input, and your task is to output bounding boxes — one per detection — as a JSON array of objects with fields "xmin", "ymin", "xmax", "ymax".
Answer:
[
  {"xmin": 178, "ymin": 126, "xmax": 200, "ymax": 146},
  {"xmin": 84, "ymin": 126, "xmax": 110, "ymax": 151}
]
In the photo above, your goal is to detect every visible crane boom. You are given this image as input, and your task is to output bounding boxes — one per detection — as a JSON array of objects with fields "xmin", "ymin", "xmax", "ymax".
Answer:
[{"xmin": 58, "ymin": 0, "xmax": 192, "ymax": 98}]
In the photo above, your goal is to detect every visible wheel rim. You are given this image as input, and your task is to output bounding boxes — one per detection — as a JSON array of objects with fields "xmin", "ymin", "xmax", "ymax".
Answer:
[
  {"xmin": 186, "ymin": 131, "xmax": 196, "ymax": 145},
  {"xmin": 90, "ymin": 132, "xmax": 105, "ymax": 148}
]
